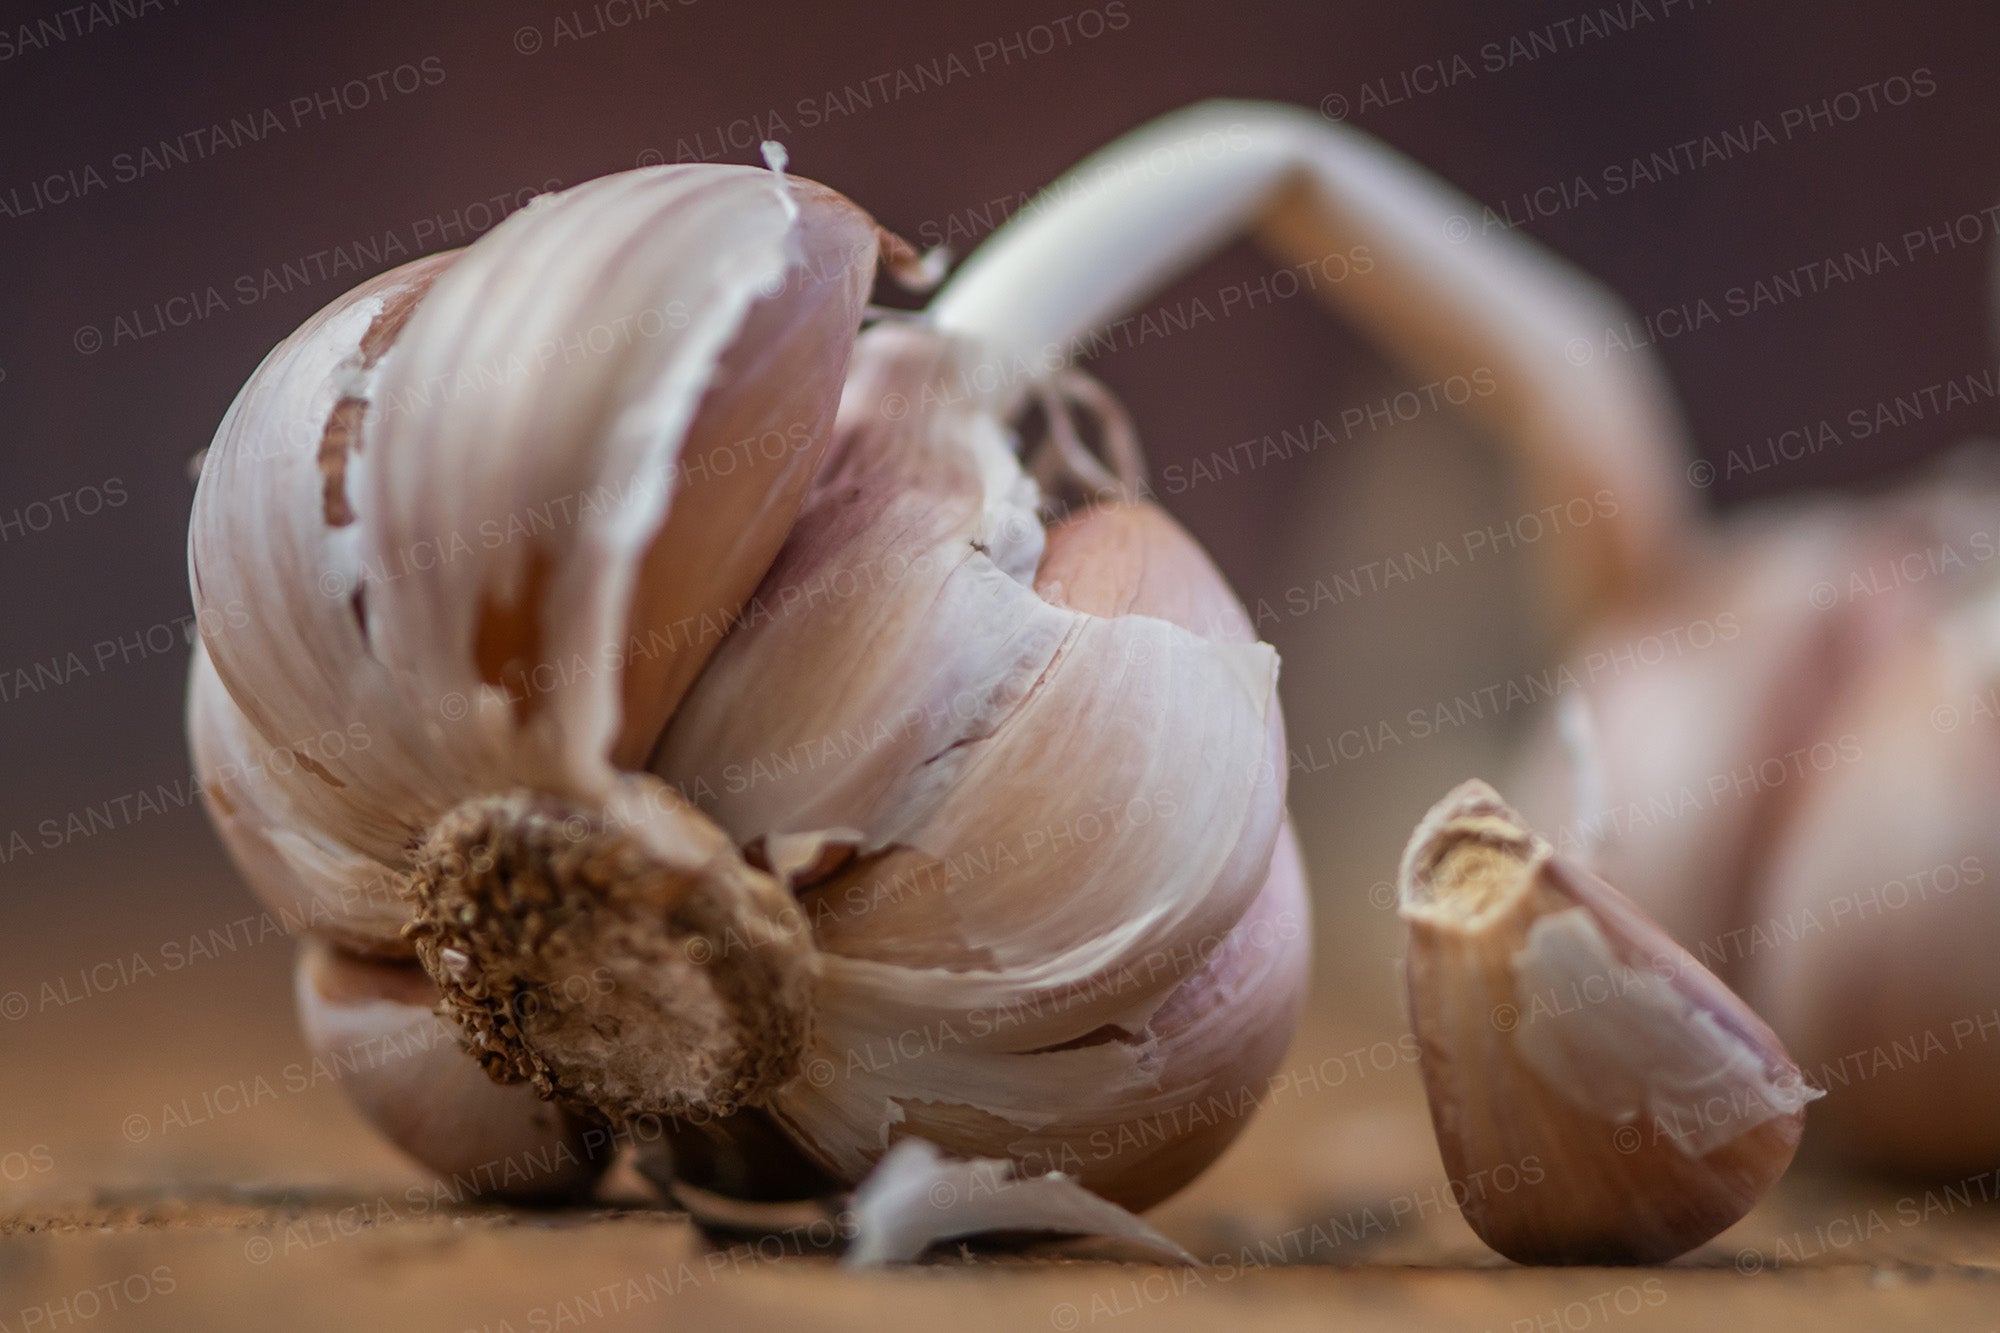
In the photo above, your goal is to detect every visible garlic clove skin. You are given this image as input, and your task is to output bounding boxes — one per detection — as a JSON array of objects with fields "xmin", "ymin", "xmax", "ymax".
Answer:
[
  {"xmin": 648, "ymin": 357, "xmax": 1303, "ymax": 1204},
  {"xmin": 188, "ymin": 641, "xmax": 406, "ymax": 950},
  {"xmin": 190, "ymin": 253, "xmax": 470, "ymax": 913},
  {"xmin": 188, "ymin": 166, "xmax": 883, "ymax": 953},
  {"xmin": 356, "ymin": 165, "xmax": 880, "ymax": 800},
  {"xmin": 1745, "ymin": 600, "xmax": 2000, "ymax": 1173},
  {"xmin": 1399, "ymin": 781, "xmax": 1816, "ymax": 1265},
  {"xmin": 294, "ymin": 937, "xmax": 605, "ymax": 1200}
]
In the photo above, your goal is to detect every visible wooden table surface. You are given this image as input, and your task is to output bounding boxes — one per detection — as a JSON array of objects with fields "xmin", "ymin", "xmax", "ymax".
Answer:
[{"xmin": 6, "ymin": 889, "xmax": 1999, "ymax": 1332}]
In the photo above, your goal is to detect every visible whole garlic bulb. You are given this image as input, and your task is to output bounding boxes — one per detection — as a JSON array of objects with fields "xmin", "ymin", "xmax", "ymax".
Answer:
[
  {"xmin": 187, "ymin": 159, "xmax": 1305, "ymax": 1208},
  {"xmin": 1505, "ymin": 387, "xmax": 2000, "ymax": 1171}
]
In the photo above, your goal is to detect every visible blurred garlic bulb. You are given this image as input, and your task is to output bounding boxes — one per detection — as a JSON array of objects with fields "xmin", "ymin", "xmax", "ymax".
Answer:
[
  {"xmin": 1492, "ymin": 235, "xmax": 2000, "ymax": 1170},
  {"xmin": 188, "ymin": 151, "xmax": 1304, "ymax": 1209}
]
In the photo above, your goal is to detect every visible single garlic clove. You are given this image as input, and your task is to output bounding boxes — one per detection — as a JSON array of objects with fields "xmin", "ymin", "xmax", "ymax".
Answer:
[
  {"xmin": 1745, "ymin": 601, "xmax": 2000, "ymax": 1173},
  {"xmin": 1399, "ymin": 780, "xmax": 1817, "ymax": 1265},
  {"xmin": 294, "ymin": 937, "xmax": 605, "ymax": 1200},
  {"xmin": 355, "ymin": 165, "xmax": 880, "ymax": 800},
  {"xmin": 190, "ymin": 252, "xmax": 471, "ymax": 905}
]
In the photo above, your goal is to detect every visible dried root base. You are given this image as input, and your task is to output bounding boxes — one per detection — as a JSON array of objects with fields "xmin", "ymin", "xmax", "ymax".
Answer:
[{"xmin": 402, "ymin": 789, "xmax": 816, "ymax": 1125}]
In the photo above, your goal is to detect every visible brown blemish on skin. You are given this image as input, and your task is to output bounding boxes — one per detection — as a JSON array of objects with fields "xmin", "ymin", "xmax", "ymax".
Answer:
[
  {"xmin": 473, "ymin": 546, "xmax": 556, "ymax": 725},
  {"xmin": 291, "ymin": 750, "xmax": 346, "ymax": 788},
  {"xmin": 317, "ymin": 397, "xmax": 368, "ymax": 527},
  {"xmin": 316, "ymin": 261, "xmax": 450, "ymax": 529}
]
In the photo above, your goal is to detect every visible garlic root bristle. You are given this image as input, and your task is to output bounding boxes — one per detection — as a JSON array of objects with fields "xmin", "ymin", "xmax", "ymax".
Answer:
[{"xmin": 402, "ymin": 786, "xmax": 817, "ymax": 1125}]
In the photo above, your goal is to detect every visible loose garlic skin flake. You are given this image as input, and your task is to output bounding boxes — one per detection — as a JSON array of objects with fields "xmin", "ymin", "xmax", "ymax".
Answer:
[{"xmin": 189, "ymin": 147, "xmax": 1305, "ymax": 1209}]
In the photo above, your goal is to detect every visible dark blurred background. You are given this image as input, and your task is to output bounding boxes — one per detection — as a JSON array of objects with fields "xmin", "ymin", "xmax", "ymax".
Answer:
[{"xmin": 4, "ymin": 0, "xmax": 2000, "ymax": 1210}]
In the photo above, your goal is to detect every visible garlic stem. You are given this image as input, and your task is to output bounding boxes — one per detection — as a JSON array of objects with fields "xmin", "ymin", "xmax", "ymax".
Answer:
[{"xmin": 930, "ymin": 100, "xmax": 1695, "ymax": 622}]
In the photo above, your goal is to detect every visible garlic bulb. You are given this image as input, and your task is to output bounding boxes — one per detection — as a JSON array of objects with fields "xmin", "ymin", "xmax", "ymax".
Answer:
[
  {"xmin": 188, "ymin": 154, "xmax": 1304, "ymax": 1209},
  {"xmin": 1490, "ymin": 249, "xmax": 2000, "ymax": 1172}
]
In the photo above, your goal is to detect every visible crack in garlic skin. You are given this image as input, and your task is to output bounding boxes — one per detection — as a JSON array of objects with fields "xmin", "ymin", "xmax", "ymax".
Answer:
[{"xmin": 187, "ymin": 162, "xmax": 1305, "ymax": 1209}]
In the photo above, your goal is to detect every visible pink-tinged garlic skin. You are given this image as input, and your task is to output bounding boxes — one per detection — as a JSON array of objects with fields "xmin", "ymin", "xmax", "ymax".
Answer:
[
  {"xmin": 1506, "ymin": 507, "xmax": 1882, "ymax": 955},
  {"xmin": 649, "ymin": 336, "xmax": 1303, "ymax": 1207},
  {"xmin": 189, "ymin": 255, "xmax": 464, "ymax": 946},
  {"xmin": 1400, "ymin": 782, "xmax": 1814, "ymax": 1265},
  {"xmin": 294, "ymin": 938, "xmax": 604, "ymax": 1200},
  {"xmin": 1747, "ymin": 612, "xmax": 2000, "ymax": 1173},
  {"xmin": 191, "ymin": 156, "xmax": 1305, "ymax": 1214}
]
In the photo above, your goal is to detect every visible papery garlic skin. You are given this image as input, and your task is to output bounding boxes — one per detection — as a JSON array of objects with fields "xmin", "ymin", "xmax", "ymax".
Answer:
[
  {"xmin": 647, "ymin": 327, "xmax": 1303, "ymax": 1208},
  {"xmin": 188, "ymin": 158, "xmax": 1306, "ymax": 1210},
  {"xmin": 1400, "ymin": 782, "xmax": 1814, "ymax": 1265}
]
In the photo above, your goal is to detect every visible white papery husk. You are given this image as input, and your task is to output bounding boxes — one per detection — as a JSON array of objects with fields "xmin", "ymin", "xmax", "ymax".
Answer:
[{"xmin": 844, "ymin": 1138, "xmax": 1195, "ymax": 1266}]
